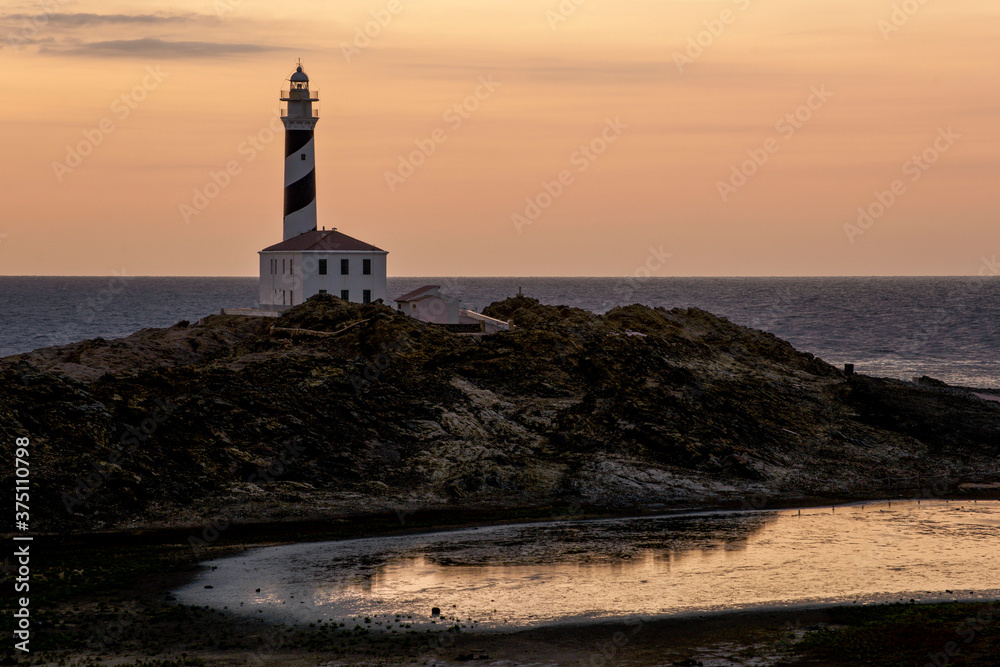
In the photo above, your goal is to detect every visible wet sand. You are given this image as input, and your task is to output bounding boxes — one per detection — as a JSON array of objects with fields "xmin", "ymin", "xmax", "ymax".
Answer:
[
  {"xmin": 21, "ymin": 602, "xmax": 996, "ymax": 666},
  {"xmin": 175, "ymin": 501, "xmax": 1000, "ymax": 633},
  {"xmin": 10, "ymin": 499, "xmax": 1000, "ymax": 666}
]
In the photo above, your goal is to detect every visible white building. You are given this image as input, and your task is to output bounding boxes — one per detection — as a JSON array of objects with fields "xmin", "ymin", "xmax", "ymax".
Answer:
[
  {"xmin": 260, "ymin": 228, "xmax": 388, "ymax": 310},
  {"xmin": 394, "ymin": 285, "xmax": 460, "ymax": 324},
  {"xmin": 259, "ymin": 62, "xmax": 388, "ymax": 311},
  {"xmin": 394, "ymin": 285, "xmax": 512, "ymax": 333}
]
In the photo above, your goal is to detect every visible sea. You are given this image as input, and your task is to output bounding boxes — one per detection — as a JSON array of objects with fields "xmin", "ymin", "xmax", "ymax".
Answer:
[{"xmin": 1, "ymin": 276, "xmax": 998, "ymax": 389}]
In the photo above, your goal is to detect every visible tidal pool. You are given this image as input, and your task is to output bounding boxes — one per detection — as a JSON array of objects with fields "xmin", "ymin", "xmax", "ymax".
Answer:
[{"xmin": 174, "ymin": 500, "xmax": 1000, "ymax": 630}]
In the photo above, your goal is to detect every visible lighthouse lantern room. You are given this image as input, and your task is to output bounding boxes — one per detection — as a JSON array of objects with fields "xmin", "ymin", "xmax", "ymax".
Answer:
[{"xmin": 258, "ymin": 62, "xmax": 388, "ymax": 312}]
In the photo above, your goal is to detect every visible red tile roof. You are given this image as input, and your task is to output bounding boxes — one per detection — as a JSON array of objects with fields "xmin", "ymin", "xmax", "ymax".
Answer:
[{"xmin": 261, "ymin": 229, "xmax": 386, "ymax": 253}]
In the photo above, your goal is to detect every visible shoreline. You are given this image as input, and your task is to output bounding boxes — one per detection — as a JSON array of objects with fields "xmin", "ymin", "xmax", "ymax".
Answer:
[
  {"xmin": 7, "ymin": 498, "xmax": 1000, "ymax": 665},
  {"xmin": 10, "ymin": 583, "xmax": 999, "ymax": 665},
  {"xmin": 172, "ymin": 499, "xmax": 1000, "ymax": 632},
  {"xmin": 185, "ymin": 589, "xmax": 1000, "ymax": 636},
  {"xmin": 14, "ymin": 492, "xmax": 1000, "ymax": 551}
]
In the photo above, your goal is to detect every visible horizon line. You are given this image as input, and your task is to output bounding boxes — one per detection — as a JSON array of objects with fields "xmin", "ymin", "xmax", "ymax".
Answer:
[{"xmin": 1, "ymin": 274, "xmax": 996, "ymax": 280}]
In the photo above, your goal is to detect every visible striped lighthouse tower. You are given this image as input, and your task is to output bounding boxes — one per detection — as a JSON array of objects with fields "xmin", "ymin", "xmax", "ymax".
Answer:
[{"xmin": 280, "ymin": 61, "xmax": 320, "ymax": 240}]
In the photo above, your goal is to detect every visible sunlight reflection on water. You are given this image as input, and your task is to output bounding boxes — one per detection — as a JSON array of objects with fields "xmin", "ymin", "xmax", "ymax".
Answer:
[{"xmin": 174, "ymin": 501, "xmax": 1000, "ymax": 630}]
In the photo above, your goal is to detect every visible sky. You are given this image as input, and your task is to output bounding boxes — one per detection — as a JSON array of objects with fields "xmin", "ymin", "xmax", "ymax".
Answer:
[{"xmin": 0, "ymin": 0, "xmax": 997, "ymax": 277}]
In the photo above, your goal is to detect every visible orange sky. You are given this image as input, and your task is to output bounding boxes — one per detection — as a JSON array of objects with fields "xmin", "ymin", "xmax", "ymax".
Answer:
[{"xmin": 0, "ymin": 0, "xmax": 997, "ymax": 276}]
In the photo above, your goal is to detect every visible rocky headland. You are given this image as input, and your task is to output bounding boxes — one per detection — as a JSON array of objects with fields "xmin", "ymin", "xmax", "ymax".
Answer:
[{"xmin": 2, "ymin": 294, "xmax": 998, "ymax": 533}]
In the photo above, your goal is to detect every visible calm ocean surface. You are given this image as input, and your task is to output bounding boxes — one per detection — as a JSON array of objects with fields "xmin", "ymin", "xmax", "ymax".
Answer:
[{"xmin": 1, "ymin": 276, "xmax": 997, "ymax": 388}]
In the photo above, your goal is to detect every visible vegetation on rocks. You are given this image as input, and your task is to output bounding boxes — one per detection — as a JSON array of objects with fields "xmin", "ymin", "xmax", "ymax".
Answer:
[{"xmin": 2, "ymin": 293, "xmax": 998, "ymax": 532}]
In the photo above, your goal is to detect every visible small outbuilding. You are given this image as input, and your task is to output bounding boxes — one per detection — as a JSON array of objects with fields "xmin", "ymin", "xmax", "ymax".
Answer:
[
  {"xmin": 394, "ymin": 285, "xmax": 513, "ymax": 333},
  {"xmin": 394, "ymin": 285, "xmax": 460, "ymax": 324}
]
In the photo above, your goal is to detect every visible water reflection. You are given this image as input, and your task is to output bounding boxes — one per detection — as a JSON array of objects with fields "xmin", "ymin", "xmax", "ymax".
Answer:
[{"xmin": 173, "ymin": 501, "xmax": 1000, "ymax": 630}]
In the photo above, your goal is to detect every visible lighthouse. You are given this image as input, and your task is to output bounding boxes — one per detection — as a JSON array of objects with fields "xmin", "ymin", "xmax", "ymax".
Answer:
[
  {"xmin": 258, "ymin": 63, "xmax": 389, "ymax": 311},
  {"xmin": 280, "ymin": 62, "xmax": 320, "ymax": 240}
]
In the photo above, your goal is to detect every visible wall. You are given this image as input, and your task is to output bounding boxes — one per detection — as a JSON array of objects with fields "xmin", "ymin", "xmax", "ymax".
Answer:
[{"xmin": 259, "ymin": 251, "xmax": 388, "ymax": 310}]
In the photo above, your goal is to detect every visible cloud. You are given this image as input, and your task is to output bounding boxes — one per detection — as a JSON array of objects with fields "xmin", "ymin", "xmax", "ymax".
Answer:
[
  {"xmin": 44, "ymin": 38, "xmax": 282, "ymax": 58},
  {"xmin": 0, "ymin": 12, "xmax": 205, "ymax": 52},
  {"xmin": 0, "ymin": 12, "xmax": 199, "ymax": 27}
]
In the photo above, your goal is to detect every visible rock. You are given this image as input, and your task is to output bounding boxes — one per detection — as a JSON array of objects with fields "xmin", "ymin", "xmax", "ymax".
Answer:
[
  {"xmin": 457, "ymin": 650, "xmax": 490, "ymax": 661},
  {"xmin": 1, "ymin": 294, "xmax": 997, "ymax": 532}
]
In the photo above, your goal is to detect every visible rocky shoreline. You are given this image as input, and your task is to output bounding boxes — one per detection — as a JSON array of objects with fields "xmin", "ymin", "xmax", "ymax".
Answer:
[{"xmin": 2, "ymin": 294, "xmax": 999, "ymax": 533}]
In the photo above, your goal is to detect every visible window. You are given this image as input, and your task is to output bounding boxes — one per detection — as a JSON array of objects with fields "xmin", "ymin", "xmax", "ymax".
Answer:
[
  {"xmin": 363, "ymin": 290, "xmax": 371, "ymax": 304},
  {"xmin": 301, "ymin": 153, "xmax": 306, "ymax": 161},
  {"xmin": 282, "ymin": 259, "xmax": 285, "ymax": 274},
  {"xmin": 340, "ymin": 290, "xmax": 350, "ymax": 301},
  {"xmin": 363, "ymin": 259, "xmax": 372, "ymax": 275},
  {"xmin": 290, "ymin": 259, "xmax": 293, "ymax": 274},
  {"xmin": 282, "ymin": 290, "xmax": 286, "ymax": 305},
  {"xmin": 341, "ymin": 259, "xmax": 349, "ymax": 275},
  {"xmin": 318, "ymin": 259, "xmax": 327, "ymax": 275},
  {"xmin": 290, "ymin": 290, "xmax": 294, "ymax": 305}
]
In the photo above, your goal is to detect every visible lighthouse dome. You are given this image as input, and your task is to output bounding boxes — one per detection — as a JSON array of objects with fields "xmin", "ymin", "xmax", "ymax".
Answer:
[{"xmin": 290, "ymin": 66, "xmax": 309, "ymax": 83}]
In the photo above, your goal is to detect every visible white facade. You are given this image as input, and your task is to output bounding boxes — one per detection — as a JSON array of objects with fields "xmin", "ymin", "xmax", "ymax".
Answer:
[
  {"xmin": 259, "ymin": 246, "xmax": 388, "ymax": 311},
  {"xmin": 396, "ymin": 291, "xmax": 461, "ymax": 324},
  {"xmin": 394, "ymin": 285, "xmax": 513, "ymax": 332}
]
